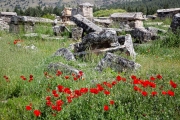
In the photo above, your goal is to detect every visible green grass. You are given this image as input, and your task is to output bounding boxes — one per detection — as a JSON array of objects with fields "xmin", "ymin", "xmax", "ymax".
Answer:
[
  {"xmin": 0, "ymin": 22, "xmax": 180, "ymax": 119},
  {"xmin": 93, "ymin": 9, "xmax": 126, "ymax": 17}
]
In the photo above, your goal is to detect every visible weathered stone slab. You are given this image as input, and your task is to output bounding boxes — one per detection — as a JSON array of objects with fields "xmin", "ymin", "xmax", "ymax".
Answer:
[
  {"xmin": 47, "ymin": 62, "xmax": 80, "ymax": 75},
  {"xmin": 53, "ymin": 25, "xmax": 71, "ymax": 36},
  {"xmin": 170, "ymin": 13, "xmax": 180, "ymax": 33},
  {"xmin": 74, "ymin": 29, "xmax": 119, "ymax": 53},
  {"xmin": 95, "ymin": 52, "xmax": 141, "ymax": 72},
  {"xmin": 71, "ymin": 27, "xmax": 83, "ymax": 40},
  {"xmin": 71, "ymin": 14, "xmax": 102, "ymax": 34},
  {"xmin": 130, "ymin": 27, "xmax": 151, "ymax": 43},
  {"xmin": 54, "ymin": 48, "xmax": 76, "ymax": 61}
]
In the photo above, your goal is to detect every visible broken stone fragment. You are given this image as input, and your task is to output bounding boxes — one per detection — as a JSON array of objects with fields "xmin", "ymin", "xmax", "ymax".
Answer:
[
  {"xmin": 71, "ymin": 27, "xmax": 83, "ymax": 40},
  {"xmin": 130, "ymin": 27, "xmax": 152, "ymax": 43},
  {"xmin": 47, "ymin": 62, "xmax": 82, "ymax": 76},
  {"xmin": 95, "ymin": 52, "xmax": 141, "ymax": 72},
  {"xmin": 170, "ymin": 13, "xmax": 180, "ymax": 33},
  {"xmin": 54, "ymin": 48, "xmax": 76, "ymax": 61}
]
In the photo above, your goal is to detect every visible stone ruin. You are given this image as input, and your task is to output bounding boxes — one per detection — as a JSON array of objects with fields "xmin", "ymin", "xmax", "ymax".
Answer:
[
  {"xmin": 9, "ymin": 16, "xmax": 53, "ymax": 33},
  {"xmin": 170, "ymin": 13, "xmax": 180, "ymax": 33},
  {"xmin": 0, "ymin": 18, "xmax": 9, "ymax": 31},
  {"xmin": 71, "ymin": 14, "xmax": 102, "ymax": 34},
  {"xmin": 95, "ymin": 52, "xmax": 141, "ymax": 72}
]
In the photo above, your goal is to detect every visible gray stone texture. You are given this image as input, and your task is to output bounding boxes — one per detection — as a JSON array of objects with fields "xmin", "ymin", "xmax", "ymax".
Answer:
[
  {"xmin": 54, "ymin": 48, "xmax": 76, "ymax": 61},
  {"xmin": 95, "ymin": 52, "xmax": 141, "ymax": 72},
  {"xmin": 130, "ymin": 27, "xmax": 152, "ymax": 43},
  {"xmin": 170, "ymin": 13, "xmax": 180, "ymax": 33},
  {"xmin": 71, "ymin": 14, "xmax": 102, "ymax": 34},
  {"xmin": 71, "ymin": 27, "xmax": 83, "ymax": 40}
]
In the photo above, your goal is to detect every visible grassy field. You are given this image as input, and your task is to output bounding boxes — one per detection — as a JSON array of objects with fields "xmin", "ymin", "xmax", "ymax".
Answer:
[{"xmin": 0, "ymin": 21, "xmax": 180, "ymax": 120}]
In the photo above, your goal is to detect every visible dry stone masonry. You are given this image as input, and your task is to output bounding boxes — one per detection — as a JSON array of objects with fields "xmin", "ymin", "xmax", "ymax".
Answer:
[
  {"xmin": 54, "ymin": 48, "xmax": 76, "ymax": 61},
  {"xmin": 71, "ymin": 27, "xmax": 83, "ymax": 40}
]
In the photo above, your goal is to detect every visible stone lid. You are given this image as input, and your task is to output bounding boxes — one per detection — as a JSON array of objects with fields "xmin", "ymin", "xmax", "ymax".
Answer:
[
  {"xmin": 157, "ymin": 8, "xmax": 180, "ymax": 13},
  {"xmin": 0, "ymin": 12, "xmax": 17, "ymax": 16},
  {"xmin": 79, "ymin": 2, "xmax": 93, "ymax": 7},
  {"xmin": 110, "ymin": 12, "xmax": 144, "ymax": 20}
]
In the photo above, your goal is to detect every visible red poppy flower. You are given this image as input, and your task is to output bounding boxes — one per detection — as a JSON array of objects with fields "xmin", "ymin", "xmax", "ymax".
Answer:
[
  {"xmin": 53, "ymin": 94, "xmax": 59, "ymax": 97},
  {"xmin": 64, "ymin": 76, "xmax": 69, "ymax": 79},
  {"xmin": 33, "ymin": 110, "xmax": 41, "ymax": 117},
  {"xmin": 63, "ymin": 88, "xmax": 71, "ymax": 94},
  {"xmin": 73, "ymin": 77, "xmax": 78, "ymax": 81},
  {"xmin": 26, "ymin": 105, "xmax": 32, "ymax": 111},
  {"xmin": 116, "ymin": 75, "xmax": 121, "ymax": 81},
  {"xmin": 56, "ymin": 106, "xmax": 62, "ymax": 111},
  {"xmin": 96, "ymin": 84, "xmax": 104, "ymax": 91},
  {"xmin": 156, "ymin": 74, "xmax": 162, "ymax": 79},
  {"xmin": 29, "ymin": 74, "xmax": 33, "ymax": 78},
  {"xmin": 51, "ymin": 105, "xmax": 57, "ymax": 110},
  {"xmin": 131, "ymin": 75, "xmax": 137, "ymax": 80},
  {"xmin": 80, "ymin": 88, "xmax": 88, "ymax": 94},
  {"xmin": 150, "ymin": 76, "xmax": 156, "ymax": 81},
  {"xmin": 46, "ymin": 100, "xmax": 52, "ymax": 106},
  {"xmin": 161, "ymin": 91, "xmax": 167, "ymax": 95},
  {"xmin": 170, "ymin": 80, "xmax": 178, "ymax": 88},
  {"xmin": 57, "ymin": 85, "xmax": 64, "ymax": 92},
  {"xmin": 167, "ymin": 90, "xmax": 175, "ymax": 96},
  {"xmin": 67, "ymin": 98, "xmax": 72, "ymax": 103},
  {"xmin": 141, "ymin": 91, "xmax": 148, "ymax": 96},
  {"xmin": 104, "ymin": 90, "xmax": 110, "ymax": 95},
  {"xmin": 122, "ymin": 77, "xmax": 126, "ymax": 82},
  {"xmin": 110, "ymin": 100, "xmax": 115, "ymax": 105},
  {"xmin": 79, "ymin": 70, "xmax": 83, "ymax": 76},
  {"xmin": 52, "ymin": 90, "xmax": 57, "ymax": 94},
  {"xmin": 46, "ymin": 96, "xmax": 51, "ymax": 101},
  {"xmin": 56, "ymin": 70, "xmax": 62, "ymax": 76},
  {"xmin": 149, "ymin": 82, "xmax": 156, "ymax": 88},
  {"xmin": 151, "ymin": 91, "xmax": 157, "ymax": 96},
  {"xmin": 112, "ymin": 81, "xmax": 117, "ymax": 86},
  {"xmin": 134, "ymin": 86, "xmax": 142, "ymax": 92},
  {"xmin": 104, "ymin": 105, "xmax": 109, "ymax": 111},
  {"xmin": 90, "ymin": 88, "xmax": 99, "ymax": 94}
]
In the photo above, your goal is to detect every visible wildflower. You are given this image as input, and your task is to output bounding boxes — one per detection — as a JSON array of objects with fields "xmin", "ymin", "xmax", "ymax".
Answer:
[
  {"xmin": 73, "ymin": 77, "xmax": 78, "ymax": 81},
  {"xmin": 104, "ymin": 105, "xmax": 109, "ymax": 111},
  {"xmin": 79, "ymin": 70, "xmax": 83, "ymax": 76},
  {"xmin": 112, "ymin": 81, "xmax": 117, "ymax": 86},
  {"xmin": 63, "ymin": 88, "xmax": 71, "ymax": 94},
  {"xmin": 46, "ymin": 96, "xmax": 51, "ymax": 101},
  {"xmin": 96, "ymin": 84, "xmax": 104, "ymax": 91},
  {"xmin": 122, "ymin": 77, "xmax": 126, "ymax": 82},
  {"xmin": 116, "ymin": 75, "xmax": 121, "ymax": 81},
  {"xmin": 167, "ymin": 90, "xmax": 175, "ymax": 96},
  {"xmin": 131, "ymin": 75, "xmax": 137, "ymax": 80},
  {"xmin": 141, "ymin": 91, "xmax": 148, "ymax": 96},
  {"xmin": 52, "ymin": 90, "xmax": 57, "ymax": 95},
  {"xmin": 104, "ymin": 90, "xmax": 110, "ymax": 95},
  {"xmin": 134, "ymin": 86, "xmax": 141, "ymax": 92},
  {"xmin": 80, "ymin": 88, "xmax": 88, "ymax": 94},
  {"xmin": 56, "ymin": 106, "xmax": 62, "ymax": 111},
  {"xmin": 51, "ymin": 105, "xmax": 57, "ymax": 110},
  {"xmin": 53, "ymin": 94, "xmax": 59, "ymax": 98},
  {"xmin": 57, "ymin": 85, "xmax": 64, "ymax": 92},
  {"xmin": 110, "ymin": 100, "xmax": 115, "ymax": 105},
  {"xmin": 33, "ymin": 110, "xmax": 41, "ymax": 117},
  {"xmin": 56, "ymin": 70, "xmax": 62, "ymax": 76},
  {"xmin": 56, "ymin": 100, "xmax": 64, "ymax": 106},
  {"xmin": 161, "ymin": 91, "xmax": 167, "ymax": 95},
  {"xmin": 169, "ymin": 80, "xmax": 177, "ymax": 88},
  {"xmin": 150, "ymin": 76, "xmax": 156, "ymax": 81},
  {"xmin": 20, "ymin": 76, "xmax": 26, "ymax": 80},
  {"xmin": 156, "ymin": 74, "xmax": 162, "ymax": 79},
  {"xmin": 26, "ymin": 105, "xmax": 32, "ymax": 111},
  {"xmin": 46, "ymin": 101, "xmax": 52, "ymax": 106},
  {"xmin": 3, "ymin": 75, "xmax": 9, "ymax": 82},
  {"xmin": 151, "ymin": 91, "xmax": 157, "ymax": 96},
  {"xmin": 64, "ymin": 76, "xmax": 69, "ymax": 79},
  {"xmin": 90, "ymin": 88, "xmax": 99, "ymax": 94}
]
